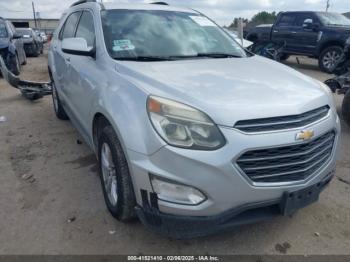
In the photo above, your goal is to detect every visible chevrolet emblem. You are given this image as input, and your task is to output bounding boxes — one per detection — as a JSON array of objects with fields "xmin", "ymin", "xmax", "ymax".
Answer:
[{"xmin": 296, "ymin": 130, "xmax": 315, "ymax": 141}]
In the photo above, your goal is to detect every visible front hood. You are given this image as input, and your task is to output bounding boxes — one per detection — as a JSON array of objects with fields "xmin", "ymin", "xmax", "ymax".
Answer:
[
  {"xmin": 325, "ymin": 25, "xmax": 350, "ymax": 34},
  {"xmin": 116, "ymin": 56, "xmax": 331, "ymax": 126},
  {"xmin": 0, "ymin": 38, "xmax": 9, "ymax": 49}
]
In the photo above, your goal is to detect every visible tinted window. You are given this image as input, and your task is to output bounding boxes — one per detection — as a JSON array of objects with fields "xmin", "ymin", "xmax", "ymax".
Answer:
[
  {"xmin": 75, "ymin": 11, "xmax": 95, "ymax": 47},
  {"xmin": 0, "ymin": 22, "xmax": 8, "ymax": 38},
  {"xmin": 61, "ymin": 12, "xmax": 81, "ymax": 39},
  {"xmin": 277, "ymin": 14, "xmax": 296, "ymax": 27},
  {"xmin": 295, "ymin": 14, "xmax": 316, "ymax": 27}
]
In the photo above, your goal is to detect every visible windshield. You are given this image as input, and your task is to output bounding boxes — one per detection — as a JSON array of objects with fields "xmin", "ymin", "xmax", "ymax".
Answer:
[
  {"xmin": 0, "ymin": 22, "xmax": 8, "ymax": 38},
  {"xmin": 317, "ymin": 12, "xmax": 350, "ymax": 26},
  {"xmin": 101, "ymin": 9, "xmax": 247, "ymax": 60}
]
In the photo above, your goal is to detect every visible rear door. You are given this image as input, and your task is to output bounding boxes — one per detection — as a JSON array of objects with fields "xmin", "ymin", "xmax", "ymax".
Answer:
[
  {"xmin": 292, "ymin": 13, "xmax": 320, "ymax": 54},
  {"xmin": 271, "ymin": 13, "xmax": 298, "ymax": 52}
]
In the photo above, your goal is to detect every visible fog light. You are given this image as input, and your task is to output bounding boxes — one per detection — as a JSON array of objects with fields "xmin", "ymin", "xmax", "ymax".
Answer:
[{"xmin": 151, "ymin": 176, "xmax": 206, "ymax": 205}]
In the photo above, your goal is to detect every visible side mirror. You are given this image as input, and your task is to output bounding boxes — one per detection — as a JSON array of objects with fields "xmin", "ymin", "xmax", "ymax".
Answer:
[
  {"xmin": 303, "ymin": 19, "xmax": 319, "ymax": 31},
  {"xmin": 12, "ymin": 33, "xmax": 22, "ymax": 39},
  {"xmin": 62, "ymin": 37, "xmax": 95, "ymax": 57}
]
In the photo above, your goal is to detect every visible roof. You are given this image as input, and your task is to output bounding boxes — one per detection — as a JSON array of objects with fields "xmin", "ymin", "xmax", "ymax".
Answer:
[
  {"xmin": 344, "ymin": 12, "xmax": 350, "ymax": 18},
  {"xmin": 101, "ymin": 3, "xmax": 195, "ymax": 14}
]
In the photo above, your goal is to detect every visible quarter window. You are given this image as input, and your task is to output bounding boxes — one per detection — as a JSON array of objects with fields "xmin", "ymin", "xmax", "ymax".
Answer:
[{"xmin": 75, "ymin": 11, "xmax": 95, "ymax": 47}]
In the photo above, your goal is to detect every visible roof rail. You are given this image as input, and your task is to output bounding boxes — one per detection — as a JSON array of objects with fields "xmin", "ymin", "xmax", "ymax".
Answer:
[
  {"xmin": 151, "ymin": 2, "xmax": 169, "ymax": 5},
  {"xmin": 70, "ymin": 0, "xmax": 97, "ymax": 7}
]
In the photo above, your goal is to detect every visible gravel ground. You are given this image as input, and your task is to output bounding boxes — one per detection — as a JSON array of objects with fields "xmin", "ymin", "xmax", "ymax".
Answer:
[{"xmin": 0, "ymin": 51, "xmax": 349, "ymax": 255}]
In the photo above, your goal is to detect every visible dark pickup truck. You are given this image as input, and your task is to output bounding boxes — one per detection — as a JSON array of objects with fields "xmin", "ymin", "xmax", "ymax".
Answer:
[{"xmin": 246, "ymin": 11, "xmax": 350, "ymax": 72}]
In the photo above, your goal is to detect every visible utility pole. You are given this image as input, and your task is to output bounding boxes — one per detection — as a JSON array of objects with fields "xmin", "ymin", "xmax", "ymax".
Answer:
[
  {"xmin": 32, "ymin": 1, "xmax": 37, "ymax": 29},
  {"xmin": 326, "ymin": 0, "xmax": 330, "ymax": 12}
]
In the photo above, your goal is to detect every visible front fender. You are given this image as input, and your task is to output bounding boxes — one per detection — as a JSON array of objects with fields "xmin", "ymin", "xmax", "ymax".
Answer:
[{"xmin": 91, "ymin": 72, "xmax": 166, "ymax": 156}]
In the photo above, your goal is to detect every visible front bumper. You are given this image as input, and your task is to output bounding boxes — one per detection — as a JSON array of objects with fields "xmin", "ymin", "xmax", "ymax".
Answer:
[
  {"xmin": 135, "ymin": 172, "xmax": 333, "ymax": 239},
  {"xmin": 127, "ymin": 109, "xmax": 340, "ymax": 236},
  {"xmin": 23, "ymin": 43, "xmax": 37, "ymax": 55}
]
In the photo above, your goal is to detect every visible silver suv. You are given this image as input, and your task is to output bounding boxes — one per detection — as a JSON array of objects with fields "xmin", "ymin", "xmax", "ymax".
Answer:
[{"xmin": 48, "ymin": 0, "xmax": 341, "ymax": 238}]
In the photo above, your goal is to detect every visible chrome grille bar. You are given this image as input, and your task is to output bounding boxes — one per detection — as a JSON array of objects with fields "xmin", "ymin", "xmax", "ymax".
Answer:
[
  {"xmin": 236, "ymin": 130, "xmax": 336, "ymax": 183},
  {"xmin": 234, "ymin": 106, "xmax": 330, "ymax": 132}
]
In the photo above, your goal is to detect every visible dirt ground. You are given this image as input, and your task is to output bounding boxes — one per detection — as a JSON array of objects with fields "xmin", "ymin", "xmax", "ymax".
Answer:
[{"xmin": 0, "ymin": 50, "xmax": 349, "ymax": 255}]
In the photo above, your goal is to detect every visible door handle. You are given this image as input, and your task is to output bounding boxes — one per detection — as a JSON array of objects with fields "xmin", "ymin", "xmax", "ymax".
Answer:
[
  {"xmin": 66, "ymin": 57, "xmax": 71, "ymax": 63},
  {"xmin": 273, "ymin": 30, "xmax": 279, "ymax": 33},
  {"xmin": 291, "ymin": 31, "xmax": 297, "ymax": 34}
]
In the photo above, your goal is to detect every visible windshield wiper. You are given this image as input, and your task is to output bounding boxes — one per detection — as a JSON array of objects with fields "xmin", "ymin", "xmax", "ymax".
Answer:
[
  {"xmin": 113, "ymin": 56, "xmax": 174, "ymax": 61},
  {"xmin": 196, "ymin": 53, "xmax": 241, "ymax": 58},
  {"xmin": 113, "ymin": 53, "xmax": 241, "ymax": 61},
  {"xmin": 171, "ymin": 53, "xmax": 241, "ymax": 59}
]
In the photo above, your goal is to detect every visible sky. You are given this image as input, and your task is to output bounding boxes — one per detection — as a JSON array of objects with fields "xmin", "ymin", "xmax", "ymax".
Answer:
[{"xmin": 0, "ymin": 0, "xmax": 348, "ymax": 26}]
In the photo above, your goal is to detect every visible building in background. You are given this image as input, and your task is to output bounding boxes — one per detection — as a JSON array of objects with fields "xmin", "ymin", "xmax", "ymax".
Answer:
[{"xmin": 7, "ymin": 18, "xmax": 59, "ymax": 34}]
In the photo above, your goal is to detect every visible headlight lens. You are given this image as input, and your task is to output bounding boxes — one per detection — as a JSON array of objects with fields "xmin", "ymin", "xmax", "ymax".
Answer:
[
  {"xmin": 147, "ymin": 96, "xmax": 226, "ymax": 150},
  {"xmin": 151, "ymin": 176, "xmax": 206, "ymax": 205}
]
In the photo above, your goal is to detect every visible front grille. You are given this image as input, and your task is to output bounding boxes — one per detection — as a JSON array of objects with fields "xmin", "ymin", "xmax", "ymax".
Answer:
[
  {"xmin": 234, "ymin": 106, "xmax": 330, "ymax": 133},
  {"xmin": 236, "ymin": 131, "xmax": 336, "ymax": 183}
]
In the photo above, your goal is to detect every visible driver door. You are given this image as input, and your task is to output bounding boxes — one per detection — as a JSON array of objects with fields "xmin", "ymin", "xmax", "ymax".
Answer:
[{"xmin": 292, "ymin": 13, "xmax": 320, "ymax": 55}]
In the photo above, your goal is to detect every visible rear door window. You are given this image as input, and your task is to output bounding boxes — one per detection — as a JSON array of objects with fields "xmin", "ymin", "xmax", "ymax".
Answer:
[{"xmin": 277, "ymin": 14, "xmax": 297, "ymax": 27}]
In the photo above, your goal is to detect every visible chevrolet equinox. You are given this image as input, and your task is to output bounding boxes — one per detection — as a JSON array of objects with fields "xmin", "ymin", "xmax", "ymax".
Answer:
[{"xmin": 48, "ymin": 0, "xmax": 341, "ymax": 238}]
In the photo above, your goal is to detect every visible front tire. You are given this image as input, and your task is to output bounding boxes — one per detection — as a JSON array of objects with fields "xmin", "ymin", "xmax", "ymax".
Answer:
[
  {"xmin": 342, "ymin": 89, "xmax": 350, "ymax": 126},
  {"xmin": 98, "ymin": 125, "xmax": 136, "ymax": 222},
  {"xmin": 51, "ymin": 80, "xmax": 69, "ymax": 120},
  {"xmin": 319, "ymin": 46, "xmax": 343, "ymax": 72}
]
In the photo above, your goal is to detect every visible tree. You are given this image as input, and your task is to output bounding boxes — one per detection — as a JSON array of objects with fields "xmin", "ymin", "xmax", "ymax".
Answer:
[
  {"xmin": 227, "ymin": 11, "xmax": 278, "ymax": 30},
  {"xmin": 249, "ymin": 11, "xmax": 278, "ymax": 26}
]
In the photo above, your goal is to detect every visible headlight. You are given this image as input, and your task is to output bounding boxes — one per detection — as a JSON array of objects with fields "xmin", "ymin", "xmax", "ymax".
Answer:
[
  {"xmin": 151, "ymin": 176, "xmax": 206, "ymax": 205},
  {"xmin": 147, "ymin": 96, "xmax": 226, "ymax": 150}
]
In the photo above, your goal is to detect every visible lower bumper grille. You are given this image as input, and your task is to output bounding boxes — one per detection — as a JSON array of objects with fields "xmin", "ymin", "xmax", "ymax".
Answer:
[{"xmin": 236, "ymin": 131, "xmax": 336, "ymax": 183}]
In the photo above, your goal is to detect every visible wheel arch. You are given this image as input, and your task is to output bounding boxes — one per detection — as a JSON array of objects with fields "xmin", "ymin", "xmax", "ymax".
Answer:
[
  {"xmin": 92, "ymin": 113, "xmax": 112, "ymax": 156},
  {"xmin": 318, "ymin": 40, "xmax": 344, "ymax": 55}
]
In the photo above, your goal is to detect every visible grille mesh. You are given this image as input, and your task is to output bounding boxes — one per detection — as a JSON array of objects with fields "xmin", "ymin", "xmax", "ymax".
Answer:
[
  {"xmin": 236, "ymin": 131, "xmax": 336, "ymax": 183},
  {"xmin": 234, "ymin": 106, "xmax": 330, "ymax": 132}
]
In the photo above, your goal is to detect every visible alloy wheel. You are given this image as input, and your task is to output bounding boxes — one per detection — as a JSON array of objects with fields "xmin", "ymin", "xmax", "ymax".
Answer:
[
  {"xmin": 101, "ymin": 143, "xmax": 118, "ymax": 206},
  {"xmin": 323, "ymin": 50, "xmax": 342, "ymax": 70}
]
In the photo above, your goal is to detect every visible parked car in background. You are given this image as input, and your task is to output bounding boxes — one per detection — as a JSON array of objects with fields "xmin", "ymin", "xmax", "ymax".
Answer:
[
  {"xmin": 16, "ymin": 28, "xmax": 43, "ymax": 57},
  {"xmin": 40, "ymin": 32, "xmax": 48, "ymax": 43},
  {"xmin": 49, "ymin": 0, "xmax": 340, "ymax": 238},
  {"xmin": 246, "ymin": 11, "xmax": 350, "ymax": 72},
  {"xmin": 0, "ymin": 17, "xmax": 26, "ymax": 75}
]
